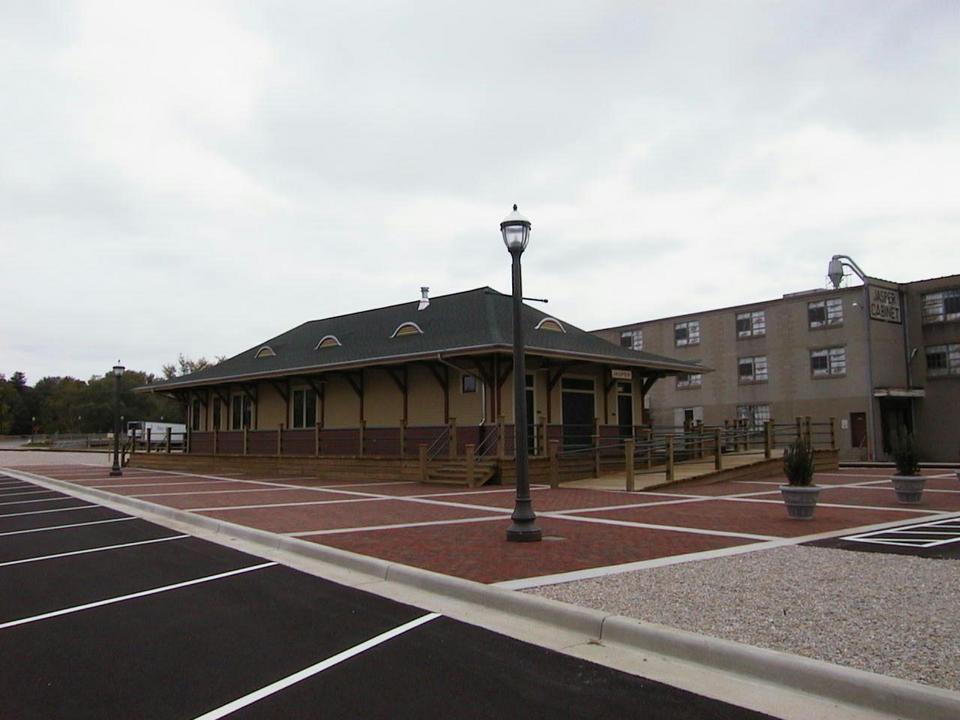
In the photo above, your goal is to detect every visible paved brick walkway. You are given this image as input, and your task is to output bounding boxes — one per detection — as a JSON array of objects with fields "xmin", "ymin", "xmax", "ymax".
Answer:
[{"xmin": 5, "ymin": 463, "xmax": 958, "ymax": 584}]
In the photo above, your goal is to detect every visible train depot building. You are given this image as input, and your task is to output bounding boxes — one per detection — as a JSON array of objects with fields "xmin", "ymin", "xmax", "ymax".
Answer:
[{"xmin": 139, "ymin": 287, "xmax": 706, "ymax": 483}]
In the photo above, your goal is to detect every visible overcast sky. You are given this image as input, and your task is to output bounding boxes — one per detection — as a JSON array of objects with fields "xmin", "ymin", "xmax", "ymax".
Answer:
[{"xmin": 2, "ymin": 1, "xmax": 958, "ymax": 382}]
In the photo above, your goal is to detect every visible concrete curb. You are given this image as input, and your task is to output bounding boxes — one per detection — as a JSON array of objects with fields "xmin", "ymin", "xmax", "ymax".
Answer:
[{"xmin": 7, "ymin": 467, "xmax": 960, "ymax": 720}]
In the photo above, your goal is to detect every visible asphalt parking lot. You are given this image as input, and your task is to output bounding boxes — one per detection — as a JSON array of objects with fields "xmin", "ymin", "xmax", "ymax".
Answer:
[{"xmin": 0, "ymin": 473, "xmax": 774, "ymax": 720}]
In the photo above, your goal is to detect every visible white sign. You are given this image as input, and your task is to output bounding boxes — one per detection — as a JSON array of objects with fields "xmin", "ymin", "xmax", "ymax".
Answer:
[
  {"xmin": 611, "ymin": 369, "xmax": 633, "ymax": 380},
  {"xmin": 869, "ymin": 286, "xmax": 901, "ymax": 324}
]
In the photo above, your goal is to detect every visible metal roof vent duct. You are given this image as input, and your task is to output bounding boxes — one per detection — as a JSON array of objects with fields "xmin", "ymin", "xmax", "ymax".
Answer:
[{"xmin": 418, "ymin": 286, "xmax": 430, "ymax": 311}]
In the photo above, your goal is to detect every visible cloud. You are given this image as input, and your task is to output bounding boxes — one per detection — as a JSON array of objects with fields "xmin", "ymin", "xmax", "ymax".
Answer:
[{"xmin": 1, "ymin": 0, "xmax": 958, "ymax": 380}]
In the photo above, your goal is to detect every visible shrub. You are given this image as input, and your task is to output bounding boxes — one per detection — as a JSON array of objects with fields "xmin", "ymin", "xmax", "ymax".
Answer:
[
  {"xmin": 892, "ymin": 431, "xmax": 920, "ymax": 476},
  {"xmin": 782, "ymin": 440, "xmax": 815, "ymax": 486}
]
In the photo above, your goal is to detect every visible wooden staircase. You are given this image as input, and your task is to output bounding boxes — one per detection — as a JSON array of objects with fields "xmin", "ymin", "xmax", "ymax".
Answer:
[{"xmin": 427, "ymin": 458, "xmax": 498, "ymax": 487}]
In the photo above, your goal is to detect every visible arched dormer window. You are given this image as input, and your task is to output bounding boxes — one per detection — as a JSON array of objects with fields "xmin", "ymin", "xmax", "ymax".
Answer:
[
  {"xmin": 391, "ymin": 321, "xmax": 423, "ymax": 338},
  {"xmin": 255, "ymin": 346, "xmax": 276, "ymax": 358},
  {"xmin": 314, "ymin": 335, "xmax": 342, "ymax": 350},
  {"xmin": 535, "ymin": 317, "xmax": 566, "ymax": 333}
]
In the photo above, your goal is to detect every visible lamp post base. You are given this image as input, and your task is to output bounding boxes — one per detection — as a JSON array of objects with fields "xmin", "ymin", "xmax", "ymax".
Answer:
[
  {"xmin": 109, "ymin": 468, "xmax": 122, "ymax": 477},
  {"xmin": 506, "ymin": 522, "xmax": 542, "ymax": 542},
  {"xmin": 506, "ymin": 498, "xmax": 542, "ymax": 542}
]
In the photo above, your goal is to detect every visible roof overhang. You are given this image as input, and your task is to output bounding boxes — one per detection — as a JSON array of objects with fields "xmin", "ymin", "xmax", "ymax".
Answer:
[
  {"xmin": 873, "ymin": 387, "xmax": 926, "ymax": 398},
  {"xmin": 137, "ymin": 344, "xmax": 706, "ymax": 393}
]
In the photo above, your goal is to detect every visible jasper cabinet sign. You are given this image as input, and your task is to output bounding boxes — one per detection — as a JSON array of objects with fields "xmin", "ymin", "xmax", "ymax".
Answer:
[{"xmin": 869, "ymin": 286, "xmax": 902, "ymax": 323}]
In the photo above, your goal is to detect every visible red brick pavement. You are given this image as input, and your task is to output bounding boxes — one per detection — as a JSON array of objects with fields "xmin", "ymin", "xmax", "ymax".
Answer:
[
  {"xmin": 10, "ymin": 463, "xmax": 959, "ymax": 585},
  {"xmin": 575, "ymin": 498, "xmax": 927, "ymax": 538},
  {"xmin": 313, "ymin": 516, "xmax": 755, "ymax": 584},
  {"xmin": 815, "ymin": 485, "xmax": 960, "ymax": 511},
  {"xmin": 198, "ymin": 498, "xmax": 503, "ymax": 534}
]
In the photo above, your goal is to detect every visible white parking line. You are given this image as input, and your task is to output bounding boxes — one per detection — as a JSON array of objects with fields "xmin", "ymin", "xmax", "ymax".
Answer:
[
  {"xmin": 189, "ymin": 497, "xmax": 383, "ymax": 512},
  {"xmin": 0, "ymin": 489, "xmax": 57, "ymax": 499},
  {"xmin": 538, "ymin": 512, "xmax": 777, "ymax": 541},
  {"xmin": 131, "ymin": 487, "xmax": 313, "ymax": 499},
  {"xmin": 0, "ymin": 534, "xmax": 189, "ymax": 568},
  {"xmin": 0, "ymin": 497, "xmax": 71, "ymax": 508},
  {"xmin": 0, "ymin": 562, "xmax": 276, "ymax": 630},
  {"xmin": 0, "ymin": 517, "xmax": 135, "ymax": 537},
  {"xmin": 288, "ymin": 515, "xmax": 506, "ymax": 537},
  {"xmin": 0, "ymin": 505, "xmax": 94, "ymax": 518},
  {"xmin": 192, "ymin": 613, "xmax": 440, "ymax": 720}
]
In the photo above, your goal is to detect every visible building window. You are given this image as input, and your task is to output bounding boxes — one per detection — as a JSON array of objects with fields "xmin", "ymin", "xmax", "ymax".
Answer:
[
  {"xmin": 810, "ymin": 347, "xmax": 847, "ymax": 377},
  {"xmin": 535, "ymin": 317, "xmax": 566, "ymax": 333},
  {"xmin": 620, "ymin": 330, "xmax": 643, "ymax": 351},
  {"xmin": 391, "ymin": 322, "xmax": 423, "ymax": 338},
  {"xmin": 191, "ymin": 398, "xmax": 202, "ymax": 431},
  {"xmin": 926, "ymin": 344, "xmax": 960, "ymax": 377},
  {"xmin": 921, "ymin": 289, "xmax": 960, "ymax": 324},
  {"xmin": 674, "ymin": 320, "xmax": 700, "ymax": 347},
  {"xmin": 737, "ymin": 404, "xmax": 771, "ymax": 430},
  {"xmin": 254, "ymin": 346, "xmax": 276, "ymax": 358},
  {"xmin": 231, "ymin": 394, "xmax": 253, "ymax": 430},
  {"xmin": 315, "ymin": 335, "xmax": 341, "ymax": 349},
  {"xmin": 461, "ymin": 374, "xmax": 477, "ymax": 393},
  {"xmin": 291, "ymin": 389, "xmax": 317, "ymax": 428},
  {"xmin": 808, "ymin": 298, "xmax": 843, "ymax": 328},
  {"xmin": 737, "ymin": 356, "xmax": 768, "ymax": 383},
  {"xmin": 736, "ymin": 310, "xmax": 766, "ymax": 338},
  {"xmin": 676, "ymin": 373, "xmax": 703, "ymax": 389}
]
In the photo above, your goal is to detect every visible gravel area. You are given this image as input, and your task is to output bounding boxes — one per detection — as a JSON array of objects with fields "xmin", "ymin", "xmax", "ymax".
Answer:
[{"xmin": 528, "ymin": 546, "xmax": 960, "ymax": 691}]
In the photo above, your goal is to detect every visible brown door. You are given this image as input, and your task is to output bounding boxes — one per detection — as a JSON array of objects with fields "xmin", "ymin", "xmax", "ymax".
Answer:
[{"xmin": 850, "ymin": 412, "xmax": 867, "ymax": 456}]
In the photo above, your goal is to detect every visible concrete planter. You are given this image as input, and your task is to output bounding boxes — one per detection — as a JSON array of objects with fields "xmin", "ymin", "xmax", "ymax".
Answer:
[
  {"xmin": 779, "ymin": 485, "xmax": 821, "ymax": 519},
  {"xmin": 891, "ymin": 474, "xmax": 926, "ymax": 504}
]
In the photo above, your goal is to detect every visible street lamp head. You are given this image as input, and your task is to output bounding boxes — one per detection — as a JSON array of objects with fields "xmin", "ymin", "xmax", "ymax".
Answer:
[
  {"xmin": 827, "ymin": 256, "xmax": 845, "ymax": 289},
  {"xmin": 113, "ymin": 362, "xmax": 125, "ymax": 378},
  {"xmin": 500, "ymin": 204, "xmax": 531, "ymax": 253}
]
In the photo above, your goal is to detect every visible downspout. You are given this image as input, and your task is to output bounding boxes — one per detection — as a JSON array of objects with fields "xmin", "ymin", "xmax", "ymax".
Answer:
[
  {"xmin": 899, "ymin": 284, "xmax": 916, "ymax": 433},
  {"xmin": 863, "ymin": 280, "xmax": 877, "ymax": 461},
  {"xmin": 436, "ymin": 354, "xmax": 485, "ymax": 425}
]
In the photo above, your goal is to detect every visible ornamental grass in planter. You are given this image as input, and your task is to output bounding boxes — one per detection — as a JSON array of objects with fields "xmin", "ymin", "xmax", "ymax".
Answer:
[
  {"xmin": 780, "ymin": 440, "xmax": 820, "ymax": 519},
  {"xmin": 891, "ymin": 432, "xmax": 925, "ymax": 504}
]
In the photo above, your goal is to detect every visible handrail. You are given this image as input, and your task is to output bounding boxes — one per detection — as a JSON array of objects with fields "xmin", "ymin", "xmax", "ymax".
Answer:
[{"xmin": 426, "ymin": 426, "xmax": 451, "ymax": 460}]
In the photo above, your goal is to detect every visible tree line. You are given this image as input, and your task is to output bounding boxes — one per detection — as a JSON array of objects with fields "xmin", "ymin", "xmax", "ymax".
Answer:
[{"xmin": 0, "ymin": 355, "xmax": 221, "ymax": 435}]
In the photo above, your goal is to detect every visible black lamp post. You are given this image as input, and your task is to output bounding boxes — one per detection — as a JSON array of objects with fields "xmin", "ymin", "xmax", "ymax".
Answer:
[
  {"xmin": 501, "ymin": 204, "xmax": 542, "ymax": 543},
  {"xmin": 110, "ymin": 362, "xmax": 125, "ymax": 477}
]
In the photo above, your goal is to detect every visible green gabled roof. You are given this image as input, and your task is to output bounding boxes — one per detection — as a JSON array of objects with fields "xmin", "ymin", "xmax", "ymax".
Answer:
[{"xmin": 141, "ymin": 287, "xmax": 705, "ymax": 391}]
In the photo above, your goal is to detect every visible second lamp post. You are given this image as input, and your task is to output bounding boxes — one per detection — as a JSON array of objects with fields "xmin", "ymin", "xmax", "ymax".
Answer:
[
  {"xmin": 110, "ymin": 363, "xmax": 125, "ymax": 477},
  {"xmin": 500, "ymin": 205, "xmax": 542, "ymax": 542}
]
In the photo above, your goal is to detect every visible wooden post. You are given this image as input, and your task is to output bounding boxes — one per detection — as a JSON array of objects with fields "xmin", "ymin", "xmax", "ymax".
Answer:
[
  {"xmin": 165, "ymin": 427, "xmax": 171, "ymax": 454},
  {"xmin": 644, "ymin": 428, "xmax": 652, "ymax": 469},
  {"xmin": 359, "ymin": 420, "xmax": 365, "ymax": 457},
  {"xmin": 625, "ymin": 438, "xmax": 635, "ymax": 492},
  {"xmin": 666, "ymin": 435, "xmax": 675, "ymax": 482},
  {"xmin": 243, "ymin": 427, "xmax": 249, "ymax": 456},
  {"xmin": 829, "ymin": 417, "xmax": 837, "ymax": 451},
  {"xmin": 696, "ymin": 422, "xmax": 704, "ymax": 459},
  {"xmin": 764, "ymin": 421, "xmax": 773, "ymax": 459},
  {"xmin": 213, "ymin": 428, "xmax": 219, "ymax": 456},
  {"xmin": 593, "ymin": 418, "xmax": 601, "ymax": 478},
  {"xmin": 418, "ymin": 444, "xmax": 428, "ymax": 483},
  {"xmin": 714, "ymin": 428, "xmax": 722, "ymax": 470},
  {"xmin": 449, "ymin": 417, "xmax": 457, "ymax": 459},
  {"xmin": 795, "ymin": 416, "xmax": 803, "ymax": 444},
  {"xmin": 497, "ymin": 416, "xmax": 505, "ymax": 460},
  {"xmin": 743, "ymin": 419, "xmax": 751, "ymax": 451},
  {"xmin": 315, "ymin": 423, "xmax": 320, "ymax": 457},
  {"xmin": 538, "ymin": 413, "xmax": 547, "ymax": 457},
  {"xmin": 400, "ymin": 419, "xmax": 406, "ymax": 458},
  {"xmin": 804, "ymin": 416, "xmax": 813, "ymax": 447},
  {"xmin": 186, "ymin": 426, "xmax": 192, "ymax": 454},
  {"xmin": 146, "ymin": 428, "xmax": 152, "ymax": 454},
  {"xmin": 465, "ymin": 444, "xmax": 476, "ymax": 488},
  {"xmin": 277, "ymin": 423, "xmax": 283, "ymax": 456},
  {"xmin": 549, "ymin": 439, "xmax": 560, "ymax": 489}
]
